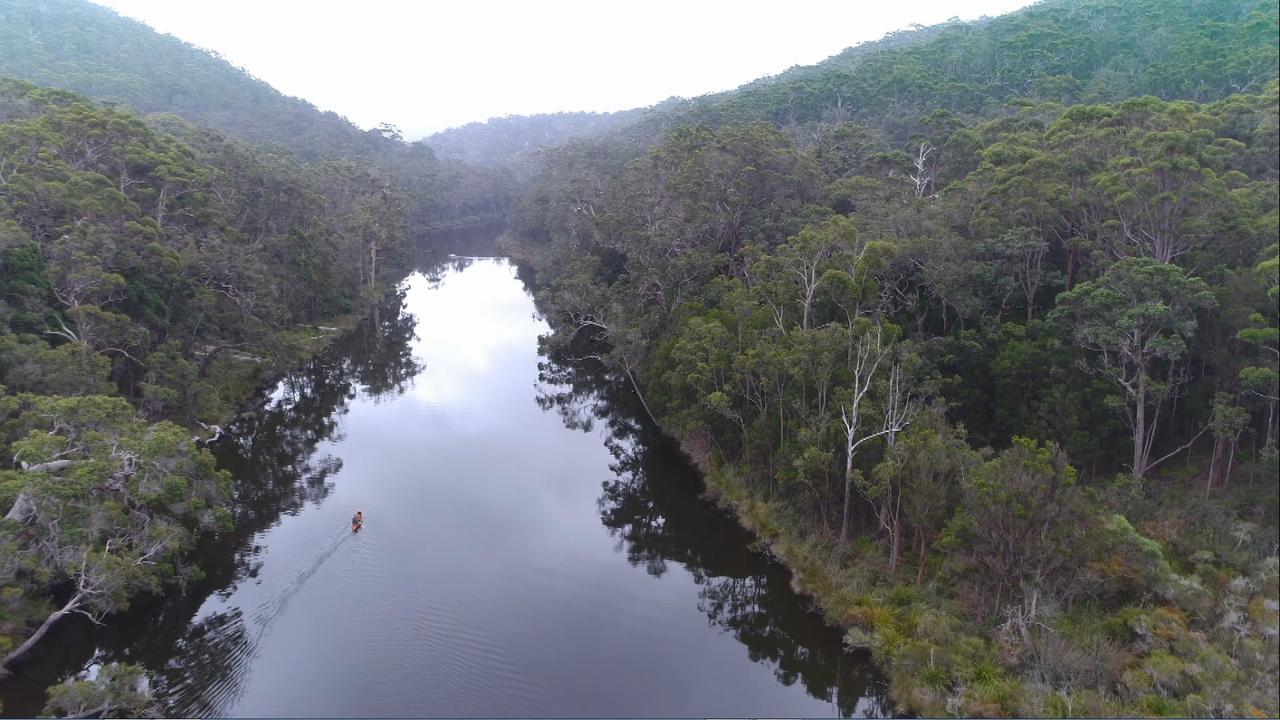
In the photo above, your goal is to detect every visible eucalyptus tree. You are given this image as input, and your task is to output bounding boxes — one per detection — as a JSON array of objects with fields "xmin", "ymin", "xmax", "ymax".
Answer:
[
  {"xmin": 838, "ymin": 321, "xmax": 918, "ymax": 542},
  {"xmin": 1237, "ymin": 249, "xmax": 1279, "ymax": 455},
  {"xmin": 0, "ymin": 395, "xmax": 230, "ymax": 675},
  {"xmin": 1051, "ymin": 257, "xmax": 1216, "ymax": 479},
  {"xmin": 871, "ymin": 408, "xmax": 976, "ymax": 577}
]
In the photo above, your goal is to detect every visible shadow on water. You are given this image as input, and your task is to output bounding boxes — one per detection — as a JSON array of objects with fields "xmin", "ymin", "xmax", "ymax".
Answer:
[
  {"xmin": 536, "ymin": 344, "xmax": 892, "ymax": 717},
  {"xmin": 0, "ymin": 281, "xmax": 425, "ymax": 717},
  {"xmin": 2, "ymin": 223, "xmax": 889, "ymax": 717}
]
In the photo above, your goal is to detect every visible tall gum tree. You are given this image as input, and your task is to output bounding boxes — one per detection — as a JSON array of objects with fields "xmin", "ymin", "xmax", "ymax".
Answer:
[{"xmin": 1050, "ymin": 257, "xmax": 1216, "ymax": 479}]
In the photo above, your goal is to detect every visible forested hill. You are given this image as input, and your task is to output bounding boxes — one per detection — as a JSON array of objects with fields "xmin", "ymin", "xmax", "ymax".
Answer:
[
  {"xmin": 0, "ymin": 0, "xmax": 390, "ymax": 163},
  {"xmin": 0, "ymin": 76, "xmax": 425, "ymax": 695},
  {"xmin": 621, "ymin": 0, "xmax": 1280, "ymax": 144},
  {"xmin": 510, "ymin": 0, "xmax": 1280, "ymax": 716},
  {"xmin": 436, "ymin": 0, "xmax": 1277, "ymax": 170},
  {"xmin": 424, "ymin": 110, "xmax": 644, "ymax": 167},
  {"xmin": 0, "ymin": 0, "xmax": 521, "ymax": 229}
]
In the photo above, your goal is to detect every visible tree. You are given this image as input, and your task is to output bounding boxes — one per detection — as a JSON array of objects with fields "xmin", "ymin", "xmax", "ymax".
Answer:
[
  {"xmin": 870, "ymin": 408, "xmax": 976, "ymax": 577},
  {"xmin": 1050, "ymin": 257, "xmax": 1216, "ymax": 479},
  {"xmin": 838, "ymin": 322, "xmax": 917, "ymax": 542},
  {"xmin": 980, "ymin": 227, "xmax": 1056, "ymax": 322},
  {"xmin": 747, "ymin": 216, "xmax": 865, "ymax": 331},
  {"xmin": 43, "ymin": 662, "xmax": 162, "ymax": 718},
  {"xmin": 945, "ymin": 438, "xmax": 1091, "ymax": 617},
  {"xmin": 0, "ymin": 395, "xmax": 230, "ymax": 675},
  {"xmin": 1206, "ymin": 392, "xmax": 1249, "ymax": 495},
  {"xmin": 1237, "ymin": 249, "xmax": 1279, "ymax": 455}
]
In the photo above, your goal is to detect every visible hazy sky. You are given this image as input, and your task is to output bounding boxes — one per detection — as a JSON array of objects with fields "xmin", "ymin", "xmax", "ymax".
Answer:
[{"xmin": 94, "ymin": 0, "xmax": 1035, "ymax": 139}]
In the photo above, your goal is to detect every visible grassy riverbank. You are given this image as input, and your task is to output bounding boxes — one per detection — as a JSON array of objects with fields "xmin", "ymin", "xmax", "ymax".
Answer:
[
  {"xmin": 687, "ymin": 435, "xmax": 1278, "ymax": 717},
  {"xmin": 504, "ymin": 218, "xmax": 1280, "ymax": 717}
]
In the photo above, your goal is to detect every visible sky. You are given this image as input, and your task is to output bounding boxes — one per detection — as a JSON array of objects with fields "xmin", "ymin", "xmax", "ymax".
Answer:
[{"xmin": 94, "ymin": 0, "xmax": 1036, "ymax": 139}]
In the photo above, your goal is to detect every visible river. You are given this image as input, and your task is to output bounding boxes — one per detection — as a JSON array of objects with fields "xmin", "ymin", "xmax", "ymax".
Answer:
[{"xmin": 0, "ymin": 231, "xmax": 887, "ymax": 717}]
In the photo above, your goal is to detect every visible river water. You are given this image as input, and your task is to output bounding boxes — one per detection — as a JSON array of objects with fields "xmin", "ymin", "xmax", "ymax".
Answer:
[{"xmin": 1, "ymin": 236, "xmax": 887, "ymax": 717}]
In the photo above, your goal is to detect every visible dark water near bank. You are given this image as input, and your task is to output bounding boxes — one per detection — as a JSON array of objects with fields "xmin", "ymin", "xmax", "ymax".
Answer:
[{"xmin": 1, "ymin": 230, "xmax": 887, "ymax": 717}]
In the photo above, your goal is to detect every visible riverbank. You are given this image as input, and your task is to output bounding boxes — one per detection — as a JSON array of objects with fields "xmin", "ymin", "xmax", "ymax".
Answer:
[
  {"xmin": 194, "ymin": 283, "xmax": 399, "ymax": 437},
  {"xmin": 0, "ymin": 281, "xmax": 402, "ymax": 709},
  {"xmin": 500, "ymin": 232, "xmax": 1280, "ymax": 719},
  {"xmin": 7, "ymin": 250, "xmax": 886, "ymax": 718},
  {"xmin": 624, "ymin": 403, "xmax": 1279, "ymax": 717}
]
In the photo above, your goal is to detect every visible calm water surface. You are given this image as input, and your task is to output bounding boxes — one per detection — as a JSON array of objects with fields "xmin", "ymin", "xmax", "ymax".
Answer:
[{"xmin": 1, "ymin": 240, "xmax": 887, "ymax": 717}]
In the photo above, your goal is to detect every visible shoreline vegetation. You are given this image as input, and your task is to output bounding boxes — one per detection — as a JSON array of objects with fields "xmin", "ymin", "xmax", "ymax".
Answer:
[
  {"xmin": 506, "ymin": 219, "xmax": 1279, "ymax": 716},
  {"xmin": 696, "ymin": 443, "xmax": 1277, "ymax": 717},
  {"xmin": 488, "ymin": 4, "xmax": 1280, "ymax": 718},
  {"xmin": 0, "ymin": 70, "xmax": 434, "ymax": 715},
  {"xmin": 1, "ymin": 0, "xmax": 1277, "ymax": 715},
  {"xmin": 0, "ymin": 279, "xmax": 397, "ymax": 699}
]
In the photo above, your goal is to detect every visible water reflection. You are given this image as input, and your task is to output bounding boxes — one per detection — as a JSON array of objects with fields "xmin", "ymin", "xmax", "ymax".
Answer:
[
  {"xmin": 0, "ymin": 282, "xmax": 426, "ymax": 717},
  {"xmin": 536, "ymin": 347, "xmax": 891, "ymax": 718},
  {"xmin": 1, "ymin": 236, "xmax": 890, "ymax": 718}
]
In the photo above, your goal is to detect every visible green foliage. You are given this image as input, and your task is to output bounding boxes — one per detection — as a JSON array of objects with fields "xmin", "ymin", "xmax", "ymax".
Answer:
[
  {"xmin": 0, "ymin": 78, "xmax": 424, "ymax": 419},
  {"xmin": 0, "ymin": 394, "xmax": 233, "ymax": 672},
  {"xmin": 623, "ymin": 0, "xmax": 1279, "ymax": 145},
  {"xmin": 0, "ymin": 0, "xmax": 1271, "ymax": 713},
  {"xmin": 0, "ymin": 335, "xmax": 112, "ymax": 396},
  {"xmin": 512, "ymin": 25, "xmax": 1279, "ymax": 709},
  {"xmin": 43, "ymin": 662, "xmax": 161, "ymax": 718}
]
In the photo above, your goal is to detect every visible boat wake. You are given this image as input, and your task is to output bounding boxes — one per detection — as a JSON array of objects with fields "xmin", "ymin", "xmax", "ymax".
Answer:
[{"xmin": 249, "ymin": 525, "xmax": 354, "ymax": 636}]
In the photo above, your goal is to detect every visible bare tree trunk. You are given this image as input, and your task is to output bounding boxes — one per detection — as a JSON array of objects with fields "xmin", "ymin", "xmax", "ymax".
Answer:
[
  {"xmin": 1133, "ymin": 372, "xmax": 1148, "ymax": 479},
  {"xmin": 1224, "ymin": 441, "xmax": 1237, "ymax": 489},
  {"xmin": 3, "ymin": 492, "xmax": 35, "ymax": 523},
  {"xmin": 840, "ymin": 450, "xmax": 854, "ymax": 543},
  {"xmin": 916, "ymin": 528, "xmax": 928, "ymax": 584},
  {"xmin": 1267, "ymin": 398, "xmax": 1277, "ymax": 456},
  {"xmin": 623, "ymin": 364, "xmax": 659, "ymax": 428},
  {"xmin": 1206, "ymin": 435, "xmax": 1224, "ymax": 498},
  {"xmin": 1, "ymin": 592, "xmax": 84, "ymax": 672},
  {"xmin": 889, "ymin": 515, "xmax": 902, "ymax": 573}
]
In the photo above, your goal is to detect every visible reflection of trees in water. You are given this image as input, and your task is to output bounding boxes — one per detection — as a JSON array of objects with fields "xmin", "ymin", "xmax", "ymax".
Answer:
[
  {"xmin": 537, "ymin": 346, "xmax": 891, "ymax": 718},
  {"xmin": 153, "ymin": 609, "xmax": 252, "ymax": 719},
  {"xmin": 217, "ymin": 284, "xmax": 421, "ymax": 542},
  {"xmin": 418, "ymin": 254, "xmax": 475, "ymax": 289},
  {"xmin": 0, "ymin": 275, "xmax": 433, "ymax": 718}
]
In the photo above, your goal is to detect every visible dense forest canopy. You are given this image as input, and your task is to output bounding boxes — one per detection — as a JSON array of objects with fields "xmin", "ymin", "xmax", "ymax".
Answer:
[
  {"xmin": 0, "ymin": 0, "xmax": 537, "ymax": 696},
  {"xmin": 0, "ymin": 0, "xmax": 1276, "ymax": 715},
  {"xmin": 0, "ymin": 0, "xmax": 521, "ymax": 230},
  {"xmin": 659, "ymin": 0, "xmax": 1279, "ymax": 134},
  {"xmin": 423, "ymin": 110, "xmax": 645, "ymax": 167},
  {"xmin": 0, "ymin": 0, "xmax": 393, "ymax": 160},
  {"xmin": 0, "ymin": 72, "xmax": 424, "ymax": 700},
  {"xmin": 508, "ymin": 0, "xmax": 1279, "ymax": 716}
]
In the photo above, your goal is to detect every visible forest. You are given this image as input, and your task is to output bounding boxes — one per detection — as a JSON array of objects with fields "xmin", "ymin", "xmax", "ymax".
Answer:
[
  {"xmin": 0, "ymin": 75, "xmax": 428, "ymax": 710},
  {"xmin": 0, "ymin": 0, "xmax": 520, "ymax": 229},
  {"xmin": 507, "ymin": 0, "xmax": 1279, "ymax": 715},
  {"xmin": 0, "ymin": 2, "xmax": 525, "ymax": 706},
  {"xmin": 0, "ymin": 0, "xmax": 1275, "ymax": 715}
]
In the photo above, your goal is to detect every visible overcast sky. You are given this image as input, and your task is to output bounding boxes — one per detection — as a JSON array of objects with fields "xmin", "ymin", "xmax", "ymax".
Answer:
[{"xmin": 94, "ymin": 0, "xmax": 1035, "ymax": 139}]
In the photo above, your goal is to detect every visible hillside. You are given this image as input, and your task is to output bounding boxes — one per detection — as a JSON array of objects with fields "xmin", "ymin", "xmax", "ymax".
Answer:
[
  {"xmin": 664, "ymin": 0, "xmax": 1279, "ymax": 138},
  {"xmin": 424, "ymin": 110, "xmax": 643, "ymax": 167},
  {"xmin": 444, "ymin": 0, "xmax": 1277, "ymax": 170},
  {"xmin": 509, "ymin": 0, "xmax": 1280, "ymax": 715},
  {"xmin": 0, "ymin": 0, "xmax": 522, "ymax": 229},
  {"xmin": 0, "ymin": 75, "xmax": 429, "ymax": 692},
  {"xmin": 0, "ymin": 0, "xmax": 393, "ymax": 163}
]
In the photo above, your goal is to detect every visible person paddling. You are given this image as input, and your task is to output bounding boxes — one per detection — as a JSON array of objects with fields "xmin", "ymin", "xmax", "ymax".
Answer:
[{"xmin": 351, "ymin": 509, "xmax": 364, "ymax": 532}]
